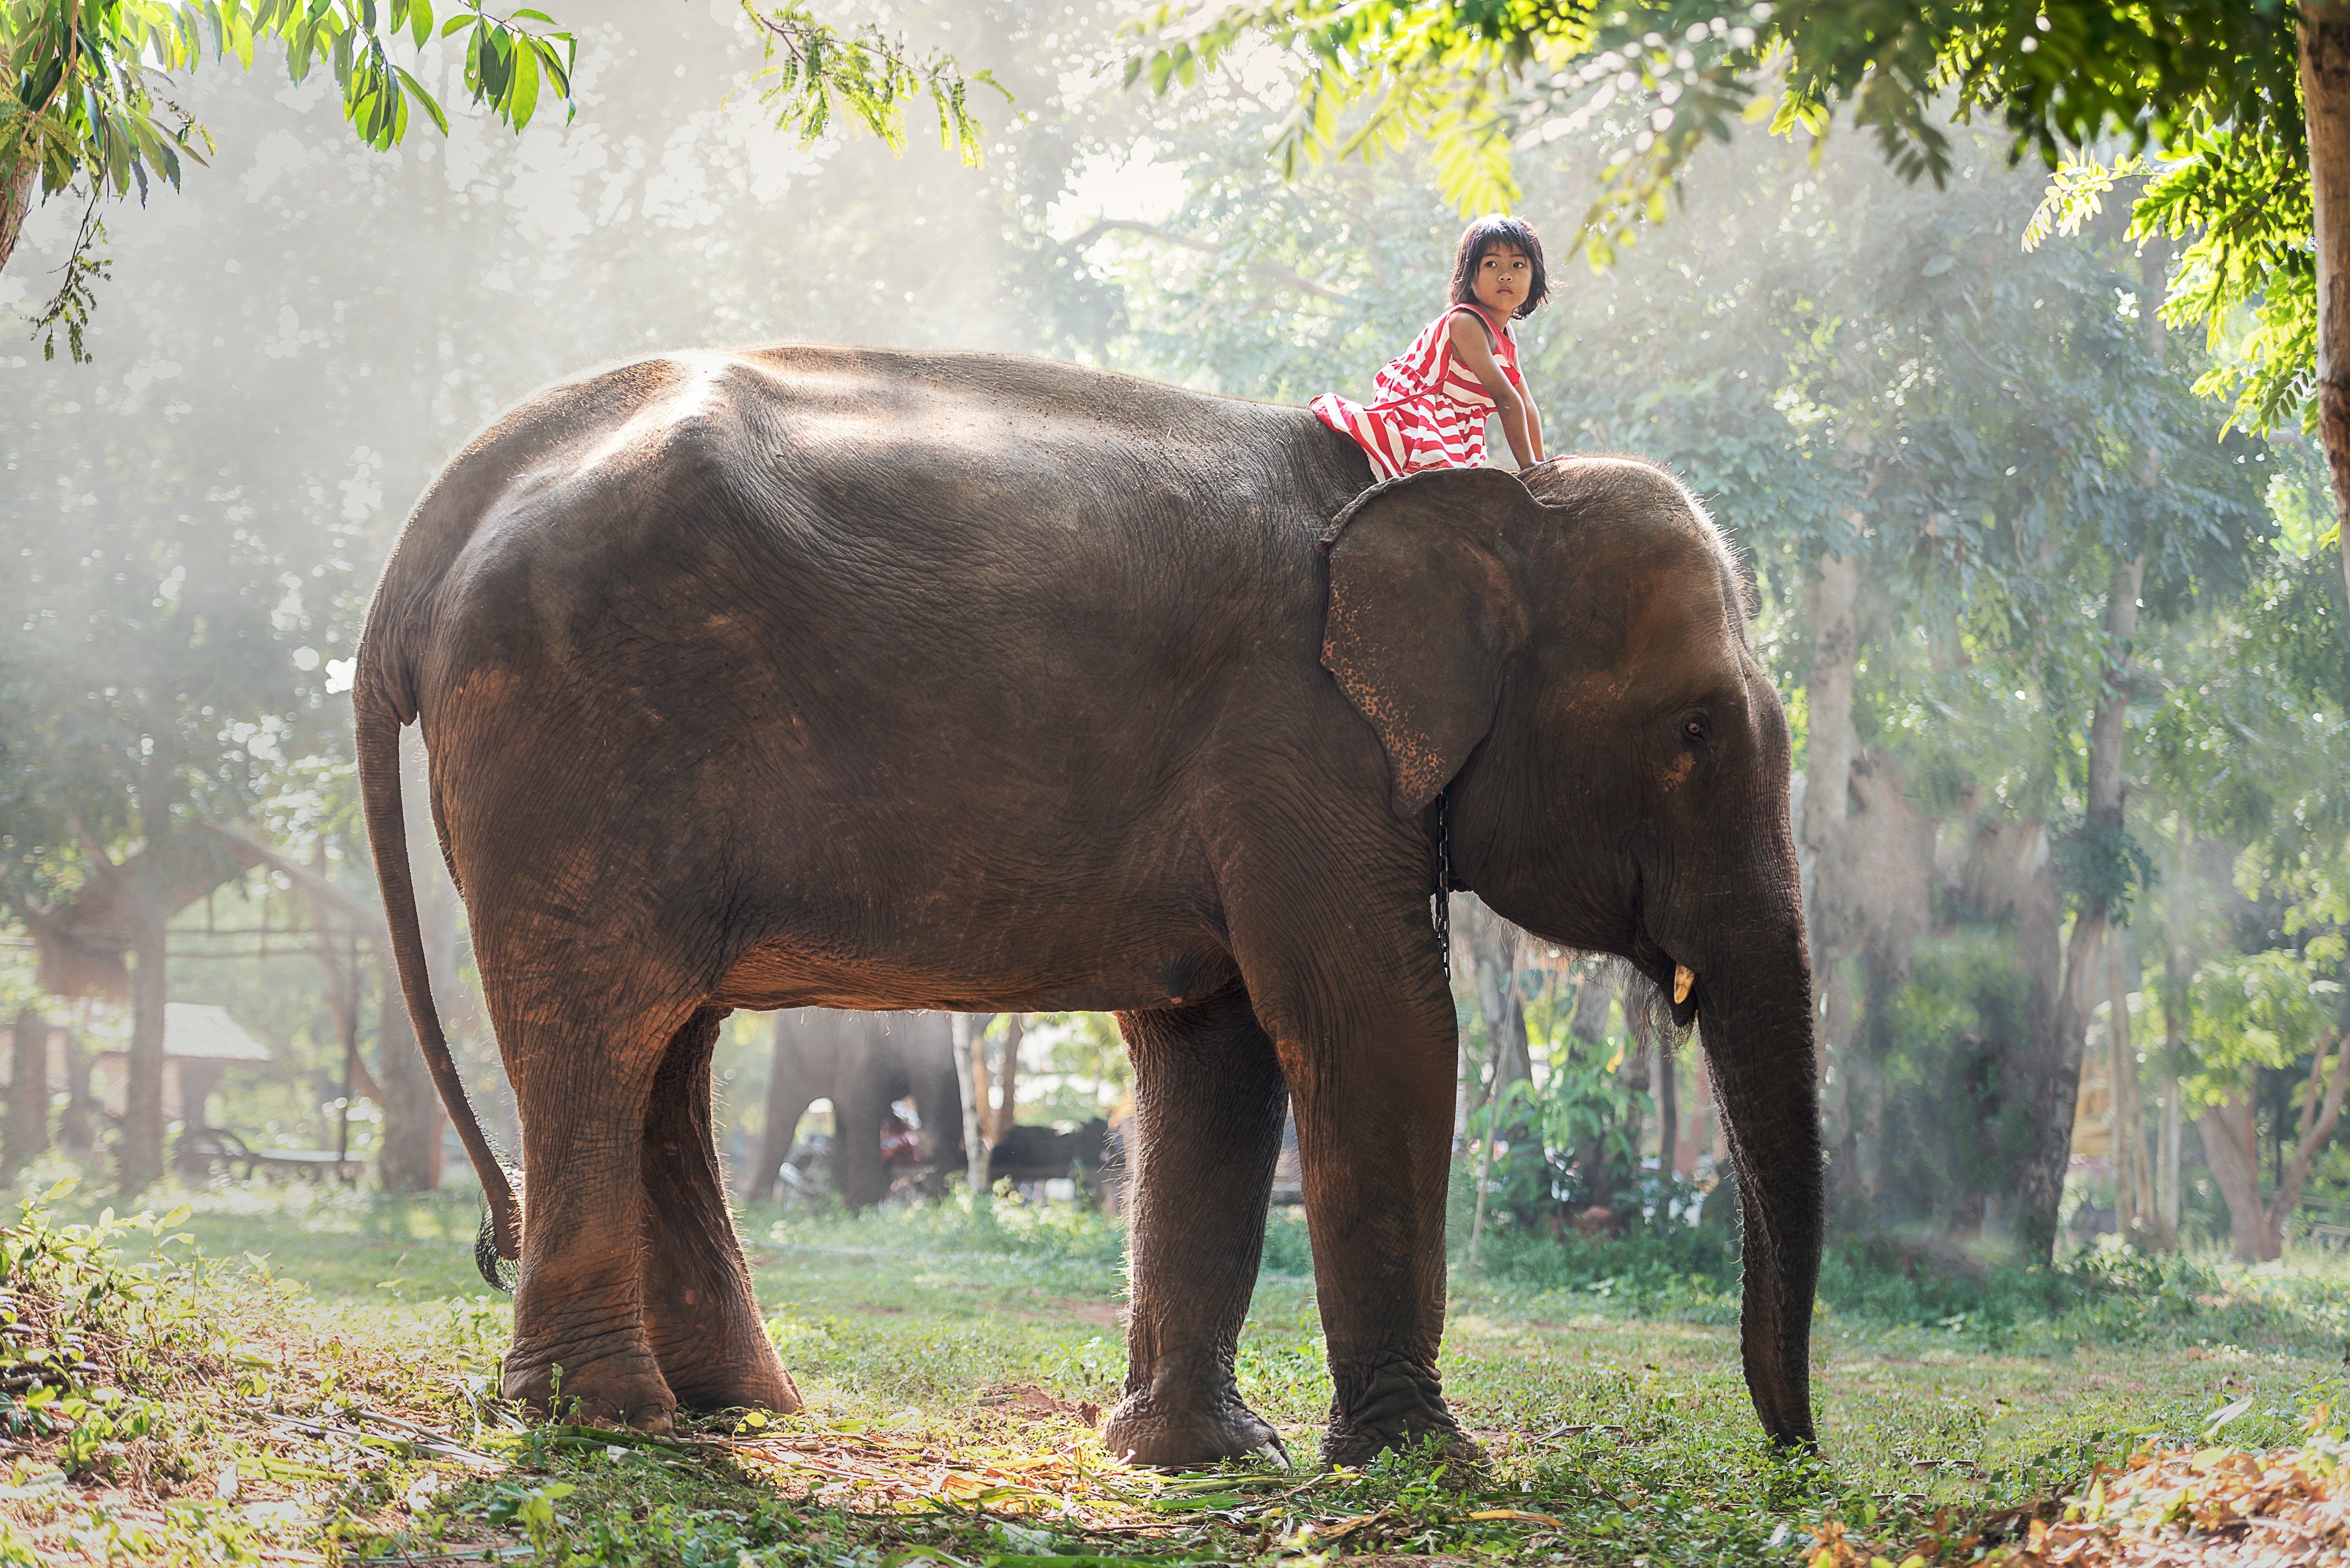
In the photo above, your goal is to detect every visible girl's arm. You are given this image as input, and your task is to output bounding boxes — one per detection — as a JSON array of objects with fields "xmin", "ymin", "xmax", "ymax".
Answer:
[
  {"xmin": 1524, "ymin": 384, "xmax": 1544, "ymax": 465},
  {"xmin": 1448, "ymin": 313, "xmax": 1543, "ymax": 468}
]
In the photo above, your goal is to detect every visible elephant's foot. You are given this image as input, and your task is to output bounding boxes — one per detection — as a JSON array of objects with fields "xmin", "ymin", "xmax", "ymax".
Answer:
[
  {"xmin": 1321, "ymin": 1416, "xmax": 1485, "ymax": 1472},
  {"xmin": 1101, "ymin": 1389, "xmax": 1285, "ymax": 1468},
  {"xmin": 649, "ymin": 1335, "xmax": 804, "ymax": 1417},
  {"xmin": 504, "ymin": 1344, "xmax": 676, "ymax": 1433},
  {"xmin": 1321, "ymin": 1375, "xmax": 1483, "ymax": 1472}
]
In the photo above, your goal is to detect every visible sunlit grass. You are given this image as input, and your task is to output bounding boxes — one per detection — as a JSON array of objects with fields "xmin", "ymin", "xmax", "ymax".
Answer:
[{"xmin": 5, "ymin": 1166, "xmax": 2350, "ymax": 1563}]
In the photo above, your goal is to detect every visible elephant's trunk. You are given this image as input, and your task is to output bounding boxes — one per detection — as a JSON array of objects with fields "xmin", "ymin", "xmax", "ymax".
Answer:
[{"xmin": 1696, "ymin": 932, "xmax": 1823, "ymax": 1451}]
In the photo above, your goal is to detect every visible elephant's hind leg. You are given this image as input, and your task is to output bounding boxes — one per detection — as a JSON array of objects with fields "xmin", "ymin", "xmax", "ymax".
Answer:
[
  {"xmin": 639, "ymin": 1006, "xmax": 803, "ymax": 1414},
  {"xmin": 495, "ymin": 1002, "xmax": 675, "ymax": 1431},
  {"xmin": 1101, "ymin": 989, "xmax": 1288, "ymax": 1467}
]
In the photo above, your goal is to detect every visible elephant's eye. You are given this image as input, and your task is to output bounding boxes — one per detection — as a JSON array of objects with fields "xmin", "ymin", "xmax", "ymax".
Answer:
[{"xmin": 1682, "ymin": 715, "xmax": 1710, "ymax": 744}]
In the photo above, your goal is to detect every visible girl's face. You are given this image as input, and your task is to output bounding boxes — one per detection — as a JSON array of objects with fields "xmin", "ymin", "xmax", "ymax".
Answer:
[{"xmin": 1470, "ymin": 244, "xmax": 1532, "ymax": 318}]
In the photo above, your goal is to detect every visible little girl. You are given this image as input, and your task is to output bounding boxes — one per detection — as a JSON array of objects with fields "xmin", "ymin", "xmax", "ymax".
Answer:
[{"xmin": 1312, "ymin": 214, "xmax": 1550, "ymax": 477}]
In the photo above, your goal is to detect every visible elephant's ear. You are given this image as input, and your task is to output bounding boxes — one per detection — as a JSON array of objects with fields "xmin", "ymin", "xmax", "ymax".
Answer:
[{"xmin": 1320, "ymin": 467, "xmax": 1539, "ymax": 817}]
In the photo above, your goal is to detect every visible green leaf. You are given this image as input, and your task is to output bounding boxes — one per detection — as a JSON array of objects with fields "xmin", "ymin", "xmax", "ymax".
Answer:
[
  {"xmin": 392, "ymin": 63, "xmax": 448, "ymax": 135},
  {"xmin": 408, "ymin": 0, "xmax": 433, "ymax": 49},
  {"xmin": 532, "ymin": 36, "xmax": 571, "ymax": 101},
  {"xmin": 507, "ymin": 39, "xmax": 539, "ymax": 129}
]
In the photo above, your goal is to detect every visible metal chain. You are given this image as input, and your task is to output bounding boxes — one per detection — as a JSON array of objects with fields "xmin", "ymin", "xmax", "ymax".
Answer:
[{"xmin": 1432, "ymin": 788, "xmax": 1452, "ymax": 977}]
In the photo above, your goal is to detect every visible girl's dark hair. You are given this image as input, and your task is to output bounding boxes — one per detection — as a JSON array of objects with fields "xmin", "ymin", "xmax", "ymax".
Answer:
[{"xmin": 1448, "ymin": 213, "xmax": 1551, "ymax": 319}]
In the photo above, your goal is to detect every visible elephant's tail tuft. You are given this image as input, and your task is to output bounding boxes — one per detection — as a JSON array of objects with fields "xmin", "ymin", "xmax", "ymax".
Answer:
[
  {"xmin": 473, "ymin": 1167, "xmax": 524, "ymax": 1291},
  {"xmin": 354, "ymin": 657, "xmax": 523, "ymax": 1276}
]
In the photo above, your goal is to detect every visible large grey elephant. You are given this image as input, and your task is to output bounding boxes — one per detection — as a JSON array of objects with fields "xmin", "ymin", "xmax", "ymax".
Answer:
[
  {"xmin": 744, "ymin": 1009, "xmax": 963, "ymax": 1207},
  {"xmin": 357, "ymin": 345, "xmax": 1821, "ymax": 1465}
]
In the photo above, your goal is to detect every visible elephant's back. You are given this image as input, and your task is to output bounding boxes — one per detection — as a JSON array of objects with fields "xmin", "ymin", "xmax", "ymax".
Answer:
[
  {"xmin": 367, "ymin": 345, "xmax": 1365, "ymax": 673},
  {"xmin": 364, "ymin": 343, "xmax": 1374, "ymax": 801}
]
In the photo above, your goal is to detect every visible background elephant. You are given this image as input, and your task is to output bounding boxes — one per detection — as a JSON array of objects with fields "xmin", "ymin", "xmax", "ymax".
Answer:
[
  {"xmin": 358, "ymin": 344, "xmax": 1820, "ymax": 1463},
  {"xmin": 743, "ymin": 1009, "xmax": 964, "ymax": 1209},
  {"xmin": 988, "ymin": 1117, "xmax": 1109, "ymax": 1188}
]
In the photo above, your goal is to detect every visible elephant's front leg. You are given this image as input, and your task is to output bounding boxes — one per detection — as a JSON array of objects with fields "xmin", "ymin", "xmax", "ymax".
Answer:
[
  {"xmin": 1102, "ymin": 990, "xmax": 1289, "ymax": 1467},
  {"xmin": 1242, "ymin": 902, "xmax": 1473, "ymax": 1467}
]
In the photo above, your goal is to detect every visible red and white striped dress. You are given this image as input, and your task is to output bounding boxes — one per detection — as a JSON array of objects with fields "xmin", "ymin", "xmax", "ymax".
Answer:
[{"xmin": 1312, "ymin": 304, "xmax": 1527, "ymax": 479}]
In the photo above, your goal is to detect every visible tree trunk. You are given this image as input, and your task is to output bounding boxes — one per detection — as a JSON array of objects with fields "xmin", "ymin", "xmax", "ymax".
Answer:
[
  {"xmin": 375, "ymin": 945, "xmax": 443, "ymax": 1190},
  {"xmin": 2157, "ymin": 1081, "xmax": 2181, "ymax": 1238},
  {"xmin": 2200, "ymin": 1097, "xmax": 2272, "ymax": 1262},
  {"xmin": 2298, "ymin": 1, "xmax": 2350, "ymax": 616},
  {"xmin": 1466, "ymin": 905, "xmax": 1533, "ymax": 1100},
  {"xmin": 951, "ymin": 1013, "xmax": 995, "ymax": 1193},
  {"xmin": 1799, "ymin": 550, "xmax": 1861, "ymax": 1177},
  {"xmin": 2262, "ymin": 1025, "xmax": 2350, "ymax": 1255},
  {"xmin": 1567, "ymin": 962, "xmax": 1613, "ymax": 1045},
  {"xmin": 1653, "ymin": 1038, "xmax": 1678, "ymax": 1190},
  {"xmin": 8, "ymin": 1008, "xmax": 48, "ymax": 1173},
  {"xmin": 747, "ymin": 1011, "xmax": 824, "ymax": 1201},
  {"xmin": 1799, "ymin": 551, "xmax": 1859, "ymax": 966},
  {"xmin": 2110, "ymin": 944, "xmax": 2136, "ymax": 1240},
  {"xmin": 988, "ymin": 1015, "xmax": 1024, "ymax": 1144},
  {"xmin": 2015, "ymin": 559, "xmax": 2144, "ymax": 1259},
  {"xmin": 120, "ymin": 919, "xmax": 169, "ymax": 1193},
  {"xmin": 2108, "ymin": 936, "xmax": 2162, "ymax": 1247},
  {"xmin": 56, "ymin": 1026, "xmax": 93, "ymax": 1153}
]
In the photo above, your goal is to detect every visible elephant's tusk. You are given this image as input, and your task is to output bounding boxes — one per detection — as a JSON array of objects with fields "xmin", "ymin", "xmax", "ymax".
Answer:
[{"xmin": 1673, "ymin": 965, "xmax": 1694, "ymax": 1005}]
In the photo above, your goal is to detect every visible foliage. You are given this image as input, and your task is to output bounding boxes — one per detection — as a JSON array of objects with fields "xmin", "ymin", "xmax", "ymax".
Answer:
[
  {"xmin": 0, "ymin": 0, "xmax": 1010, "ymax": 361},
  {"xmin": 0, "ymin": 0, "xmax": 578, "ymax": 359},
  {"xmin": 0, "ymin": 1180, "xmax": 208, "ymax": 1489},
  {"xmin": 1125, "ymin": 0, "xmax": 2334, "ymax": 544},
  {"xmin": 737, "ymin": 1, "xmax": 1007, "ymax": 167},
  {"xmin": 1125, "ymin": 1, "xmax": 2296, "ymax": 223},
  {"xmin": 2155, "ymin": 943, "xmax": 2349, "ymax": 1114},
  {"xmin": 1465, "ymin": 1053, "xmax": 1651, "ymax": 1226}
]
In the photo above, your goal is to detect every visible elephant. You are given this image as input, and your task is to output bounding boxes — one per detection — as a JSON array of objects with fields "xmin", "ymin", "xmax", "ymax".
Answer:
[
  {"xmin": 744, "ymin": 1008, "xmax": 964, "ymax": 1208},
  {"xmin": 988, "ymin": 1116, "xmax": 1110, "ymax": 1189},
  {"xmin": 356, "ymin": 344, "xmax": 1822, "ymax": 1464}
]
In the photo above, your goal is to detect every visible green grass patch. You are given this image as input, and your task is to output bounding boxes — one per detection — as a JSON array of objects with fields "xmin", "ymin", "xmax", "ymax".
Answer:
[{"xmin": 0, "ymin": 1165, "xmax": 2346, "ymax": 1564}]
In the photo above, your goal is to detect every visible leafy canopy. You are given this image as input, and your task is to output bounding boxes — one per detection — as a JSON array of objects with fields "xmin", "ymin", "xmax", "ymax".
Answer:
[
  {"xmin": 1127, "ymin": 2, "xmax": 2327, "ymax": 506},
  {"xmin": 0, "ymin": 0, "xmax": 1004, "ymax": 361},
  {"xmin": 1127, "ymin": 1, "xmax": 2298, "ymax": 228}
]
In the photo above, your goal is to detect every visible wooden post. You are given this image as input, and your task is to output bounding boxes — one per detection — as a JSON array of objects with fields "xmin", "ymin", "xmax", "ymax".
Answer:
[
  {"xmin": 120, "ymin": 916, "xmax": 169, "ymax": 1192},
  {"xmin": 7, "ymin": 1009, "xmax": 48, "ymax": 1172},
  {"xmin": 335, "ymin": 933, "xmax": 360, "ymax": 1181}
]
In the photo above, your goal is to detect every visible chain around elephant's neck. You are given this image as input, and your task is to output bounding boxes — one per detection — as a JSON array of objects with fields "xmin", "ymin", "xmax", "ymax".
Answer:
[{"xmin": 1433, "ymin": 788, "xmax": 1452, "ymax": 978}]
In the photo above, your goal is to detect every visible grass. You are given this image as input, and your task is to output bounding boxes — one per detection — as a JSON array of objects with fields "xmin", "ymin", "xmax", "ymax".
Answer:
[{"xmin": 2, "ymin": 1159, "xmax": 2349, "ymax": 1565}]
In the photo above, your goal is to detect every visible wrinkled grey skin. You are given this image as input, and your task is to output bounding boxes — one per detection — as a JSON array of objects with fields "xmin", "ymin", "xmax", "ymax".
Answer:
[
  {"xmin": 356, "ymin": 344, "xmax": 1821, "ymax": 1465},
  {"xmin": 744, "ymin": 1010, "xmax": 964, "ymax": 1208}
]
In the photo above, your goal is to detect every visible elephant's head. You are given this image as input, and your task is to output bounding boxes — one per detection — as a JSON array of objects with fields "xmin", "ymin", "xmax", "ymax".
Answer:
[{"xmin": 1320, "ymin": 459, "xmax": 1821, "ymax": 1451}]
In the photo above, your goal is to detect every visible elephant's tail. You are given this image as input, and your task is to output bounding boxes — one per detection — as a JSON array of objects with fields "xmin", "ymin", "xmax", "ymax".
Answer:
[{"xmin": 355, "ymin": 671, "xmax": 522, "ymax": 1290}]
